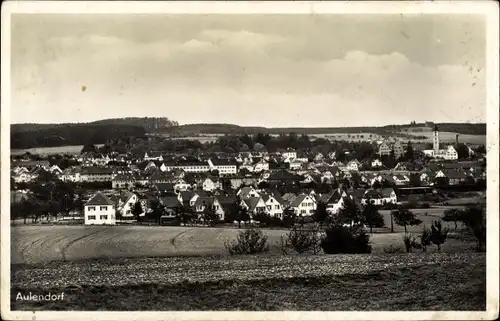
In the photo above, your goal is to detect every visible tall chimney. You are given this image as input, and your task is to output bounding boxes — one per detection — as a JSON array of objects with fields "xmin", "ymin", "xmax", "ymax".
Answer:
[{"xmin": 456, "ymin": 134, "xmax": 459, "ymax": 145}]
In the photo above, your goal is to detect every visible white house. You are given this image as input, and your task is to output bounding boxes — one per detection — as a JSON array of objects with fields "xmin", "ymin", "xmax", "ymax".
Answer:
[
  {"xmin": 325, "ymin": 189, "xmax": 348, "ymax": 214},
  {"xmin": 371, "ymin": 159, "xmax": 383, "ymax": 168},
  {"xmin": 49, "ymin": 165, "xmax": 63, "ymax": 175},
  {"xmin": 84, "ymin": 192, "xmax": 116, "ymax": 225},
  {"xmin": 253, "ymin": 159, "xmax": 269, "ymax": 172},
  {"xmin": 361, "ymin": 188, "xmax": 397, "ymax": 205},
  {"xmin": 193, "ymin": 197, "xmax": 225, "ymax": 221},
  {"xmin": 241, "ymin": 197, "xmax": 268, "ymax": 217},
  {"xmin": 202, "ymin": 177, "xmax": 220, "ymax": 192},
  {"xmin": 144, "ymin": 152, "xmax": 163, "ymax": 161},
  {"xmin": 282, "ymin": 148, "xmax": 297, "ymax": 161},
  {"xmin": 289, "ymin": 194, "xmax": 317, "ymax": 216},
  {"xmin": 261, "ymin": 194, "xmax": 284, "ymax": 218},
  {"xmin": 173, "ymin": 179, "xmax": 191, "ymax": 192},
  {"xmin": 346, "ymin": 160, "xmax": 361, "ymax": 171},
  {"xmin": 289, "ymin": 159, "xmax": 303, "ymax": 170}
]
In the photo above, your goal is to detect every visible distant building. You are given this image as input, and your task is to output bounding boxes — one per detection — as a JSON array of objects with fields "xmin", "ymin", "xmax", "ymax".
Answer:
[{"xmin": 423, "ymin": 125, "xmax": 459, "ymax": 160}]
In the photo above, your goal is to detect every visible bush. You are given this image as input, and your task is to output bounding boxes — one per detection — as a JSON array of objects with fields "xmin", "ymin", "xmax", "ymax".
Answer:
[
  {"xmin": 403, "ymin": 234, "xmax": 421, "ymax": 253},
  {"xmin": 320, "ymin": 224, "xmax": 372, "ymax": 254},
  {"xmin": 224, "ymin": 228, "xmax": 269, "ymax": 255},
  {"xmin": 280, "ymin": 224, "xmax": 322, "ymax": 255}
]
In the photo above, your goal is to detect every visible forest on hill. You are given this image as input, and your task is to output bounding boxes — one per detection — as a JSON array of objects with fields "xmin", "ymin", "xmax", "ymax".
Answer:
[
  {"xmin": 12, "ymin": 117, "xmax": 178, "ymax": 133},
  {"xmin": 11, "ymin": 124, "xmax": 146, "ymax": 149}
]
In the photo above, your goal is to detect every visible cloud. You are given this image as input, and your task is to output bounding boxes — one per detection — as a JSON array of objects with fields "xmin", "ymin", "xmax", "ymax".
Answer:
[{"xmin": 11, "ymin": 27, "xmax": 485, "ymax": 126}]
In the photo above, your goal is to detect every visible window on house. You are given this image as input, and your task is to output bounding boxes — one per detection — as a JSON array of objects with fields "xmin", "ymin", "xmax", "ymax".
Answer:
[
  {"xmin": 88, "ymin": 206, "xmax": 96, "ymax": 211},
  {"xmin": 100, "ymin": 215, "xmax": 108, "ymax": 220},
  {"xmin": 267, "ymin": 205, "xmax": 272, "ymax": 210},
  {"xmin": 88, "ymin": 215, "xmax": 96, "ymax": 220},
  {"xmin": 300, "ymin": 210, "xmax": 306, "ymax": 214},
  {"xmin": 275, "ymin": 205, "xmax": 280, "ymax": 210},
  {"xmin": 100, "ymin": 206, "xmax": 108, "ymax": 211}
]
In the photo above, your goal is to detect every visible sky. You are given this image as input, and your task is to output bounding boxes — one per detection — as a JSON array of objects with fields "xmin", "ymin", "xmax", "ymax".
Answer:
[{"xmin": 10, "ymin": 14, "xmax": 486, "ymax": 127}]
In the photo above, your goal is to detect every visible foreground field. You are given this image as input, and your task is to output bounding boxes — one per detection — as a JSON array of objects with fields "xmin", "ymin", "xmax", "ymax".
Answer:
[
  {"xmin": 11, "ymin": 221, "xmax": 475, "ymax": 265},
  {"xmin": 11, "ymin": 253, "xmax": 485, "ymax": 310}
]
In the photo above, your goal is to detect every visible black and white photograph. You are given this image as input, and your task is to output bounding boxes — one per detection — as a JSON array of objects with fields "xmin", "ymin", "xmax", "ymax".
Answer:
[{"xmin": 1, "ymin": 1, "xmax": 499, "ymax": 320}]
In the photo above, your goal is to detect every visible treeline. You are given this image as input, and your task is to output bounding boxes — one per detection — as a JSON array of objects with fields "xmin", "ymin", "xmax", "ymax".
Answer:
[
  {"xmin": 12, "ymin": 117, "xmax": 178, "ymax": 134},
  {"xmin": 11, "ymin": 124, "xmax": 146, "ymax": 149},
  {"xmin": 90, "ymin": 117, "xmax": 179, "ymax": 131},
  {"xmin": 159, "ymin": 122, "xmax": 486, "ymax": 136}
]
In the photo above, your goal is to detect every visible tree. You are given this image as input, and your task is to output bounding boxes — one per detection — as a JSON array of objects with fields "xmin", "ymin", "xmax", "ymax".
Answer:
[
  {"xmin": 430, "ymin": 220, "xmax": 448, "ymax": 252},
  {"xmin": 179, "ymin": 203, "xmax": 195, "ymax": 226},
  {"xmin": 404, "ymin": 141, "xmax": 414, "ymax": 161},
  {"xmin": 392, "ymin": 207, "xmax": 422, "ymax": 234},
  {"xmin": 253, "ymin": 209, "xmax": 270, "ymax": 226},
  {"xmin": 312, "ymin": 201, "xmax": 329, "ymax": 226},
  {"xmin": 202, "ymin": 205, "xmax": 219, "ymax": 226},
  {"xmin": 442, "ymin": 208, "xmax": 461, "ymax": 230},
  {"xmin": 224, "ymin": 228, "xmax": 269, "ymax": 255},
  {"xmin": 81, "ymin": 143, "xmax": 97, "ymax": 154},
  {"xmin": 149, "ymin": 199, "xmax": 165, "ymax": 225},
  {"xmin": 372, "ymin": 180, "xmax": 382, "ymax": 189},
  {"xmin": 455, "ymin": 143, "xmax": 470, "ymax": 159},
  {"xmin": 229, "ymin": 201, "xmax": 250, "ymax": 228},
  {"xmin": 320, "ymin": 223, "xmax": 371, "ymax": 254},
  {"xmin": 336, "ymin": 197, "xmax": 364, "ymax": 227},
  {"xmin": 282, "ymin": 208, "xmax": 297, "ymax": 228},
  {"xmin": 458, "ymin": 206, "xmax": 486, "ymax": 252},
  {"xmin": 420, "ymin": 226, "xmax": 432, "ymax": 252},
  {"xmin": 409, "ymin": 173, "xmax": 421, "ymax": 187},
  {"xmin": 132, "ymin": 201, "xmax": 143, "ymax": 221},
  {"xmin": 362, "ymin": 203, "xmax": 385, "ymax": 233}
]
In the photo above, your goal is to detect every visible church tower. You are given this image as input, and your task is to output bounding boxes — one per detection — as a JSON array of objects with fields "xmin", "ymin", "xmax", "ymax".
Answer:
[{"xmin": 433, "ymin": 124, "xmax": 440, "ymax": 155}]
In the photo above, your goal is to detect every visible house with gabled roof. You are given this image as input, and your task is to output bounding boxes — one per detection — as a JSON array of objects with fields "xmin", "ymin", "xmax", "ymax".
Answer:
[
  {"xmin": 237, "ymin": 186, "xmax": 260, "ymax": 199},
  {"xmin": 434, "ymin": 169, "xmax": 469, "ymax": 186},
  {"xmin": 289, "ymin": 194, "xmax": 317, "ymax": 216},
  {"xmin": 177, "ymin": 190, "xmax": 199, "ymax": 207},
  {"xmin": 84, "ymin": 192, "xmax": 116, "ymax": 225},
  {"xmin": 281, "ymin": 193, "xmax": 297, "ymax": 208},
  {"xmin": 202, "ymin": 177, "xmax": 221, "ymax": 192},
  {"xmin": 241, "ymin": 197, "xmax": 267, "ymax": 216},
  {"xmin": 194, "ymin": 197, "xmax": 225, "ymax": 221},
  {"xmin": 144, "ymin": 151, "xmax": 164, "ymax": 162},
  {"xmin": 112, "ymin": 173, "xmax": 135, "ymax": 189},
  {"xmin": 110, "ymin": 191, "xmax": 139, "ymax": 218},
  {"xmin": 325, "ymin": 188, "xmax": 347, "ymax": 214},
  {"xmin": 346, "ymin": 159, "xmax": 362, "ymax": 172},
  {"xmin": 261, "ymin": 193, "xmax": 284, "ymax": 218},
  {"xmin": 361, "ymin": 188, "xmax": 397, "ymax": 206},
  {"xmin": 160, "ymin": 196, "xmax": 182, "ymax": 218}
]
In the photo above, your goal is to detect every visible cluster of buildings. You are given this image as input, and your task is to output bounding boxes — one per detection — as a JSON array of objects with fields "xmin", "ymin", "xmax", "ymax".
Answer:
[{"xmin": 11, "ymin": 140, "xmax": 486, "ymax": 226}]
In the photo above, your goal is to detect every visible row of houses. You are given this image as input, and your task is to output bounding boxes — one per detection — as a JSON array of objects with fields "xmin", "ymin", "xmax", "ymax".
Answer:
[{"xmin": 82, "ymin": 182, "xmax": 400, "ymax": 225}]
